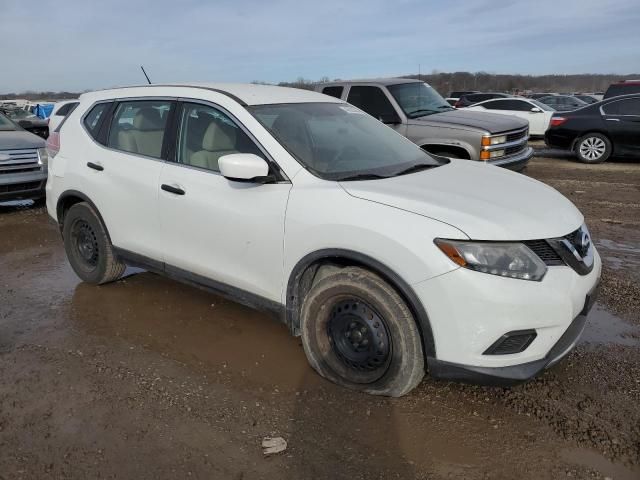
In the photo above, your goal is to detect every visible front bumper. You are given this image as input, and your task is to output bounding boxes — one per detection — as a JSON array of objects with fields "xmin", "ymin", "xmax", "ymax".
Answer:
[
  {"xmin": 413, "ymin": 248, "xmax": 601, "ymax": 385},
  {"xmin": 487, "ymin": 146, "xmax": 534, "ymax": 171},
  {"xmin": 0, "ymin": 170, "xmax": 47, "ymax": 201},
  {"xmin": 427, "ymin": 284, "xmax": 598, "ymax": 386}
]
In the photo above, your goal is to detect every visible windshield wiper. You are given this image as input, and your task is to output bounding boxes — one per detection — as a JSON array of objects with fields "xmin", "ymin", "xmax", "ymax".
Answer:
[
  {"xmin": 407, "ymin": 109, "xmax": 440, "ymax": 118},
  {"xmin": 338, "ymin": 173, "xmax": 389, "ymax": 181},
  {"xmin": 437, "ymin": 105, "xmax": 454, "ymax": 109},
  {"xmin": 393, "ymin": 163, "xmax": 438, "ymax": 176}
]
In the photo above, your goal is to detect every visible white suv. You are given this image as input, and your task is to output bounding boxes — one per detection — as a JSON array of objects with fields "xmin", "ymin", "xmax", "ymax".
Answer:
[{"xmin": 45, "ymin": 84, "xmax": 601, "ymax": 396}]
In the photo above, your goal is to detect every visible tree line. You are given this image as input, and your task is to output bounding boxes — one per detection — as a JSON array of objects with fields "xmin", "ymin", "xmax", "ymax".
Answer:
[{"xmin": 3, "ymin": 72, "xmax": 638, "ymax": 100}]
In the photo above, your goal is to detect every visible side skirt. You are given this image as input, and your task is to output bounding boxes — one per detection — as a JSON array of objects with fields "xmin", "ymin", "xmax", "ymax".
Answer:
[{"xmin": 113, "ymin": 247, "xmax": 287, "ymax": 324}]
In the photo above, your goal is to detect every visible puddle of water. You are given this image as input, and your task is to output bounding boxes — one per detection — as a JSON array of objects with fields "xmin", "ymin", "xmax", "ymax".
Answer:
[
  {"xmin": 581, "ymin": 304, "xmax": 640, "ymax": 347},
  {"xmin": 596, "ymin": 239, "xmax": 640, "ymax": 272},
  {"xmin": 561, "ymin": 448, "xmax": 640, "ymax": 480}
]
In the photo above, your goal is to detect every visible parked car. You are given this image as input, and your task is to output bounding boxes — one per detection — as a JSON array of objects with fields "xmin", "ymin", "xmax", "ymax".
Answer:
[
  {"xmin": 573, "ymin": 94, "xmax": 599, "ymax": 104},
  {"xmin": 603, "ymin": 80, "xmax": 640, "ymax": 99},
  {"xmin": 528, "ymin": 93, "xmax": 557, "ymax": 99},
  {"xmin": 545, "ymin": 94, "xmax": 640, "ymax": 163},
  {"xmin": 316, "ymin": 79, "xmax": 532, "ymax": 170},
  {"xmin": 446, "ymin": 90, "xmax": 478, "ymax": 105},
  {"xmin": 455, "ymin": 92, "xmax": 511, "ymax": 108},
  {"xmin": 537, "ymin": 95, "xmax": 588, "ymax": 112},
  {"xmin": 0, "ymin": 106, "xmax": 49, "ymax": 139},
  {"xmin": 0, "ymin": 112, "xmax": 47, "ymax": 202},
  {"xmin": 463, "ymin": 98, "xmax": 555, "ymax": 136},
  {"xmin": 48, "ymin": 100, "xmax": 80, "ymax": 133},
  {"xmin": 46, "ymin": 83, "xmax": 600, "ymax": 396}
]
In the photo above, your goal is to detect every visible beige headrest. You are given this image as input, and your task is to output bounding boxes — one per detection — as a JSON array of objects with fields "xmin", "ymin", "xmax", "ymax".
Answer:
[
  {"xmin": 133, "ymin": 107, "xmax": 163, "ymax": 130},
  {"xmin": 202, "ymin": 121, "xmax": 236, "ymax": 151}
]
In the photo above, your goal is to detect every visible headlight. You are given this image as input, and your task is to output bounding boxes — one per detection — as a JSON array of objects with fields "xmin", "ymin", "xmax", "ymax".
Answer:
[
  {"xmin": 435, "ymin": 239, "xmax": 547, "ymax": 281},
  {"xmin": 481, "ymin": 135, "xmax": 507, "ymax": 146},
  {"xmin": 37, "ymin": 147, "xmax": 49, "ymax": 165}
]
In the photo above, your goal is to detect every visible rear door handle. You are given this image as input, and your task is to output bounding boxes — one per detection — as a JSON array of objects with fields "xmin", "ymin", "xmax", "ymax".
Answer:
[
  {"xmin": 605, "ymin": 118, "xmax": 620, "ymax": 122},
  {"xmin": 161, "ymin": 184, "xmax": 186, "ymax": 195},
  {"xmin": 87, "ymin": 162, "xmax": 104, "ymax": 171}
]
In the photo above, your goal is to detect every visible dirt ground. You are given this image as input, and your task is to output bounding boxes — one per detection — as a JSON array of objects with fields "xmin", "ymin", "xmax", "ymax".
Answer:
[{"xmin": 1, "ymin": 149, "xmax": 639, "ymax": 480}]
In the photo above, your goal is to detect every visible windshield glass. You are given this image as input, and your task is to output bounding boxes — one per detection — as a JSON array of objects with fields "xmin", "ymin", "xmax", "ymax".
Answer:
[
  {"xmin": 3, "ymin": 109, "xmax": 33, "ymax": 119},
  {"xmin": 0, "ymin": 113, "xmax": 17, "ymax": 131},
  {"xmin": 529, "ymin": 99, "xmax": 555, "ymax": 111},
  {"xmin": 249, "ymin": 103, "xmax": 445, "ymax": 181},
  {"xmin": 388, "ymin": 82, "xmax": 454, "ymax": 118}
]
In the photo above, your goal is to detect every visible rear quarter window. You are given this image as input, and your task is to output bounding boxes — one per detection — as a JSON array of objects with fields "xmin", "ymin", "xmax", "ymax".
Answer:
[
  {"xmin": 322, "ymin": 86, "xmax": 344, "ymax": 99},
  {"xmin": 82, "ymin": 102, "xmax": 111, "ymax": 139}
]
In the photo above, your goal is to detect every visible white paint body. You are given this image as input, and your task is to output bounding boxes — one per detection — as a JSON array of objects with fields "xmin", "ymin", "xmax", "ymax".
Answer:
[
  {"xmin": 465, "ymin": 98, "xmax": 554, "ymax": 136},
  {"xmin": 46, "ymin": 83, "xmax": 600, "ymax": 372}
]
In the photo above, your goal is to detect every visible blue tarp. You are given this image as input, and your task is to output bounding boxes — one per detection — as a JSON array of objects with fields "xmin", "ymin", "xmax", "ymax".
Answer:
[{"xmin": 32, "ymin": 103, "xmax": 54, "ymax": 119}]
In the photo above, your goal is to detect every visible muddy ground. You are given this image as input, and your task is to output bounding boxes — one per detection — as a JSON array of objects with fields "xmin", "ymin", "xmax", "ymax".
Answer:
[{"xmin": 1, "ymin": 150, "xmax": 639, "ymax": 479}]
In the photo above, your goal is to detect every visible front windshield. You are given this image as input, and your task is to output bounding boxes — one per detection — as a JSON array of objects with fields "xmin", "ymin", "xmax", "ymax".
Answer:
[
  {"xmin": 388, "ymin": 82, "xmax": 454, "ymax": 118},
  {"xmin": 249, "ymin": 103, "xmax": 445, "ymax": 181},
  {"xmin": 4, "ymin": 109, "xmax": 32, "ymax": 119},
  {"xmin": 529, "ymin": 99, "xmax": 555, "ymax": 111},
  {"xmin": 0, "ymin": 113, "xmax": 17, "ymax": 131}
]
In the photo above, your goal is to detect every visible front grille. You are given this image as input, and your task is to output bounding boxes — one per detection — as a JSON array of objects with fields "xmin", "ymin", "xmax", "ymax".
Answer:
[
  {"xmin": 524, "ymin": 240, "xmax": 565, "ymax": 266},
  {"xmin": 505, "ymin": 128, "xmax": 528, "ymax": 142},
  {"xmin": 0, "ymin": 181, "xmax": 42, "ymax": 193},
  {"xmin": 505, "ymin": 144, "xmax": 527, "ymax": 156},
  {"xmin": 0, "ymin": 148, "xmax": 41, "ymax": 175}
]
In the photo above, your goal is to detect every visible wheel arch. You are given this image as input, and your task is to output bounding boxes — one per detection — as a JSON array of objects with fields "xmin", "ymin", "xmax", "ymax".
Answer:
[
  {"xmin": 570, "ymin": 130, "xmax": 612, "ymax": 152},
  {"xmin": 56, "ymin": 190, "xmax": 111, "ymax": 241},
  {"xmin": 285, "ymin": 249, "xmax": 436, "ymax": 359},
  {"xmin": 420, "ymin": 143, "xmax": 472, "ymax": 159}
]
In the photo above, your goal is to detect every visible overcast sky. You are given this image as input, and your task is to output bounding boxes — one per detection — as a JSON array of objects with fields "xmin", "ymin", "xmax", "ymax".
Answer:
[{"xmin": 1, "ymin": 0, "xmax": 639, "ymax": 92}]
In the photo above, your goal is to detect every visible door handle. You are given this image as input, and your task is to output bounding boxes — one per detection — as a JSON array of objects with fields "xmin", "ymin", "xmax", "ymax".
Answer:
[
  {"xmin": 605, "ymin": 118, "xmax": 620, "ymax": 122},
  {"xmin": 87, "ymin": 162, "xmax": 104, "ymax": 171},
  {"xmin": 161, "ymin": 184, "xmax": 186, "ymax": 195}
]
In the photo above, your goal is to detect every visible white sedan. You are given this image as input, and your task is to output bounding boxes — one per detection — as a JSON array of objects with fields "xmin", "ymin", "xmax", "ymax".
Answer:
[{"xmin": 464, "ymin": 98, "xmax": 555, "ymax": 136}]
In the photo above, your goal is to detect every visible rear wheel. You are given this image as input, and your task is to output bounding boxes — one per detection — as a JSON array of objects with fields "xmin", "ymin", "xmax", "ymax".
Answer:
[
  {"xmin": 574, "ymin": 133, "xmax": 611, "ymax": 163},
  {"xmin": 62, "ymin": 202, "xmax": 125, "ymax": 284},
  {"xmin": 300, "ymin": 267, "xmax": 424, "ymax": 397}
]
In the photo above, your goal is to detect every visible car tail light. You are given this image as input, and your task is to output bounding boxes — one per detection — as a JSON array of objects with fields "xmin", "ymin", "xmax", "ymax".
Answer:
[
  {"xmin": 46, "ymin": 131, "xmax": 60, "ymax": 158},
  {"xmin": 550, "ymin": 117, "xmax": 567, "ymax": 127}
]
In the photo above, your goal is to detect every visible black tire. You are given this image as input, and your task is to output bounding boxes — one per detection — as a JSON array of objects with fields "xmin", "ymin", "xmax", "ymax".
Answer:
[
  {"xmin": 300, "ymin": 267, "xmax": 424, "ymax": 397},
  {"xmin": 574, "ymin": 133, "xmax": 611, "ymax": 164},
  {"xmin": 62, "ymin": 202, "xmax": 125, "ymax": 284}
]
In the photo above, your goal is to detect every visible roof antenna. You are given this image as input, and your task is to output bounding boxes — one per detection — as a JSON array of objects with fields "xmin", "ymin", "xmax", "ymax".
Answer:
[{"xmin": 140, "ymin": 65, "xmax": 152, "ymax": 85}]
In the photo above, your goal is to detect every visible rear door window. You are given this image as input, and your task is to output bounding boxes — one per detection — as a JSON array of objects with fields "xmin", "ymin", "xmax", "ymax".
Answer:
[
  {"xmin": 107, "ymin": 100, "xmax": 174, "ymax": 159},
  {"xmin": 603, "ymin": 98, "xmax": 640, "ymax": 116}
]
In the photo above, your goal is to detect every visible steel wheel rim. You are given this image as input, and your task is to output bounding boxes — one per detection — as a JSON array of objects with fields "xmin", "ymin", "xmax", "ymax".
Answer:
[
  {"xmin": 71, "ymin": 219, "xmax": 99, "ymax": 270},
  {"xmin": 579, "ymin": 137, "xmax": 606, "ymax": 160},
  {"xmin": 327, "ymin": 299, "xmax": 391, "ymax": 373}
]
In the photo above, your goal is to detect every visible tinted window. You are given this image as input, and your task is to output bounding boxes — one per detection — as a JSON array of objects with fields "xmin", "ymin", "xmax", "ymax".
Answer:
[
  {"xmin": 347, "ymin": 86, "xmax": 397, "ymax": 120},
  {"xmin": 322, "ymin": 86, "xmax": 344, "ymax": 99},
  {"xmin": 56, "ymin": 102, "xmax": 79, "ymax": 116},
  {"xmin": 176, "ymin": 102, "xmax": 264, "ymax": 172},
  {"xmin": 604, "ymin": 83, "xmax": 640, "ymax": 99},
  {"xmin": 481, "ymin": 99, "xmax": 530, "ymax": 111},
  {"xmin": 603, "ymin": 98, "xmax": 640, "ymax": 116},
  {"xmin": 107, "ymin": 100, "xmax": 172, "ymax": 159},
  {"xmin": 83, "ymin": 103, "xmax": 110, "ymax": 139}
]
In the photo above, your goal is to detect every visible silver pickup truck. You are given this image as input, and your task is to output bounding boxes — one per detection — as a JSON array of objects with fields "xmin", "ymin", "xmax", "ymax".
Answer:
[{"xmin": 316, "ymin": 78, "xmax": 533, "ymax": 171}]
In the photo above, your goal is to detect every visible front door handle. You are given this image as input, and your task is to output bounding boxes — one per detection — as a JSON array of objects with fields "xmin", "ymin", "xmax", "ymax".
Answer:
[
  {"xmin": 605, "ymin": 118, "xmax": 620, "ymax": 122},
  {"xmin": 161, "ymin": 184, "xmax": 186, "ymax": 195},
  {"xmin": 87, "ymin": 162, "xmax": 104, "ymax": 171}
]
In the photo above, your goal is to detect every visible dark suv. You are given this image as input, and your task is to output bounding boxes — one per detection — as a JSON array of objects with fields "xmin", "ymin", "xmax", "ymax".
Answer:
[{"xmin": 604, "ymin": 80, "xmax": 640, "ymax": 99}]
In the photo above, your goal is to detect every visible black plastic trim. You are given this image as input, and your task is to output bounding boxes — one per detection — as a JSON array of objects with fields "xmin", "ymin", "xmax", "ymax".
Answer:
[
  {"xmin": 483, "ymin": 329, "xmax": 537, "ymax": 355},
  {"xmin": 56, "ymin": 190, "xmax": 110, "ymax": 240},
  {"xmin": 113, "ymin": 247, "xmax": 286, "ymax": 322},
  {"xmin": 286, "ymin": 249, "xmax": 436, "ymax": 358}
]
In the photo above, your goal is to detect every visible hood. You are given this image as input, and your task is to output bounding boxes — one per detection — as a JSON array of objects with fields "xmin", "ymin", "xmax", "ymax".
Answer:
[
  {"xmin": 340, "ymin": 160, "xmax": 583, "ymax": 241},
  {"xmin": 409, "ymin": 109, "xmax": 528, "ymax": 134},
  {"xmin": 0, "ymin": 129, "xmax": 46, "ymax": 150}
]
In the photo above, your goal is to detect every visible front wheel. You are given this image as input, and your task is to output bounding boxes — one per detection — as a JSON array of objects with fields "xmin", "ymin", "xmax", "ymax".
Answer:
[
  {"xmin": 574, "ymin": 133, "xmax": 611, "ymax": 163},
  {"xmin": 300, "ymin": 267, "xmax": 424, "ymax": 397}
]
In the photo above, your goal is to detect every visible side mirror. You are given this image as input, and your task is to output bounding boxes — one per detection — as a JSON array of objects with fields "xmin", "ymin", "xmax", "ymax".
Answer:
[
  {"xmin": 218, "ymin": 153, "xmax": 273, "ymax": 183},
  {"xmin": 378, "ymin": 112, "xmax": 401, "ymax": 124},
  {"xmin": 530, "ymin": 107, "xmax": 542, "ymax": 113}
]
